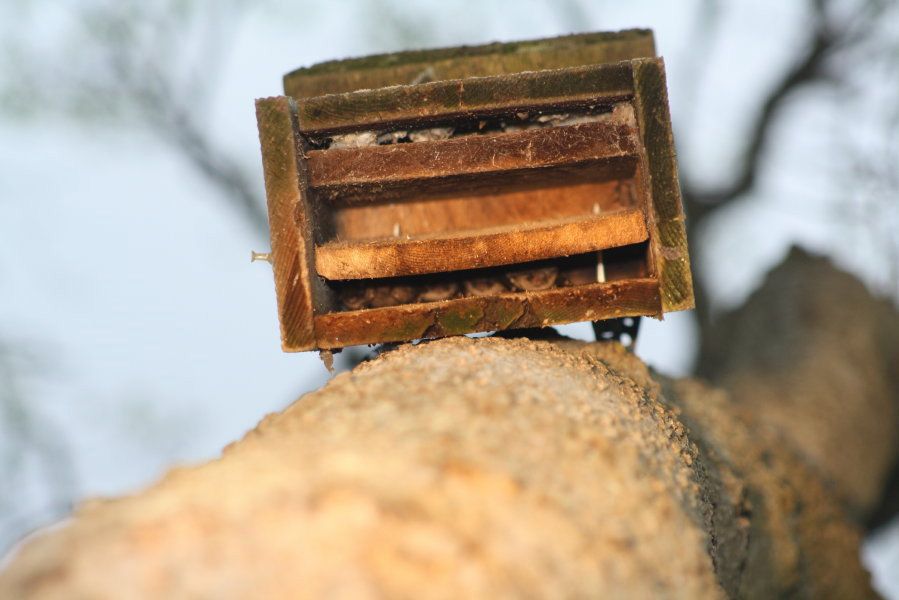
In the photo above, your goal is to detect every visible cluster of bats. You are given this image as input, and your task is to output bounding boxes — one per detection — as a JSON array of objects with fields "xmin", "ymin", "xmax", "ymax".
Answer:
[{"xmin": 338, "ymin": 260, "xmax": 601, "ymax": 311}]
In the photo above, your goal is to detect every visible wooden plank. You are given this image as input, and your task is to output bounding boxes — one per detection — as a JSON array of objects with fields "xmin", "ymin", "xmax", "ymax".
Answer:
[
  {"xmin": 318, "ymin": 156, "xmax": 637, "ymax": 206},
  {"xmin": 333, "ymin": 179, "xmax": 634, "ymax": 240},
  {"xmin": 307, "ymin": 120, "xmax": 639, "ymax": 199},
  {"xmin": 315, "ymin": 209, "xmax": 648, "ymax": 280},
  {"xmin": 255, "ymin": 97, "xmax": 321, "ymax": 352},
  {"xmin": 314, "ymin": 278, "xmax": 661, "ymax": 349},
  {"xmin": 285, "ymin": 30, "xmax": 655, "ymax": 99},
  {"xmin": 630, "ymin": 58, "xmax": 694, "ymax": 313},
  {"xmin": 295, "ymin": 62, "xmax": 636, "ymax": 134}
]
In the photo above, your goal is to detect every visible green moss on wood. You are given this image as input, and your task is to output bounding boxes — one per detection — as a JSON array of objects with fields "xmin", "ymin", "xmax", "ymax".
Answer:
[
  {"xmin": 630, "ymin": 58, "xmax": 694, "ymax": 313},
  {"xmin": 656, "ymin": 219, "xmax": 688, "ymax": 250},
  {"xmin": 296, "ymin": 62, "xmax": 636, "ymax": 133},
  {"xmin": 483, "ymin": 300, "xmax": 526, "ymax": 330},
  {"xmin": 285, "ymin": 30, "xmax": 655, "ymax": 98},
  {"xmin": 660, "ymin": 258, "xmax": 694, "ymax": 312},
  {"xmin": 437, "ymin": 305, "xmax": 485, "ymax": 335}
]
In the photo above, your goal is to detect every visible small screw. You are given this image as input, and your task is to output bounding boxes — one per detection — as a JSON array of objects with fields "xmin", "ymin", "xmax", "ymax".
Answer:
[{"xmin": 251, "ymin": 251, "xmax": 272, "ymax": 264}]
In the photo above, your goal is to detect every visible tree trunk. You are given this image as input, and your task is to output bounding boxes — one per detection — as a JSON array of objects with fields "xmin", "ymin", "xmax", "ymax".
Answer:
[{"xmin": 1, "ymin": 249, "xmax": 896, "ymax": 598}]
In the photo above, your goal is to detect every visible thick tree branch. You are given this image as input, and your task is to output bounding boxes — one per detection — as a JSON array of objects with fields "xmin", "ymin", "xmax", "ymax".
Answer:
[{"xmin": 1, "ymin": 251, "xmax": 895, "ymax": 597}]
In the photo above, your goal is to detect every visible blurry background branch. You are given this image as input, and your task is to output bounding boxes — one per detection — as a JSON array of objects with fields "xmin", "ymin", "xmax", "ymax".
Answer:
[
  {"xmin": 1, "ymin": 0, "xmax": 267, "ymax": 236},
  {"xmin": 685, "ymin": 0, "xmax": 884, "ymax": 214},
  {"xmin": 678, "ymin": 0, "xmax": 898, "ymax": 365},
  {"xmin": 0, "ymin": 340, "xmax": 76, "ymax": 551}
]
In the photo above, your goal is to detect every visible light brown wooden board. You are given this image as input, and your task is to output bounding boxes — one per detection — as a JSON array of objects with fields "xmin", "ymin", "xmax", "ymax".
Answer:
[
  {"xmin": 317, "ymin": 158, "xmax": 638, "ymax": 206},
  {"xmin": 315, "ymin": 209, "xmax": 648, "ymax": 280},
  {"xmin": 307, "ymin": 120, "xmax": 639, "ymax": 200},
  {"xmin": 285, "ymin": 30, "xmax": 655, "ymax": 99},
  {"xmin": 333, "ymin": 179, "xmax": 636, "ymax": 241},
  {"xmin": 314, "ymin": 278, "xmax": 661, "ymax": 348}
]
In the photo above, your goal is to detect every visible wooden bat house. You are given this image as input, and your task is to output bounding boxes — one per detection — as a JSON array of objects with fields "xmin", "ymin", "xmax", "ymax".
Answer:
[{"xmin": 255, "ymin": 29, "xmax": 693, "ymax": 351}]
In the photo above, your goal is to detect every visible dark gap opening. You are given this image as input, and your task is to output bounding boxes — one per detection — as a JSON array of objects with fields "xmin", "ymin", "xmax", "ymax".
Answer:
[
  {"xmin": 328, "ymin": 242, "xmax": 651, "ymax": 312},
  {"xmin": 304, "ymin": 104, "xmax": 618, "ymax": 150}
]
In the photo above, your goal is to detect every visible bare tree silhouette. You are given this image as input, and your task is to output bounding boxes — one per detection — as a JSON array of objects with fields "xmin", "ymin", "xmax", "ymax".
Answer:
[
  {"xmin": 1, "ymin": 0, "xmax": 897, "ymax": 553},
  {"xmin": 1, "ymin": 0, "xmax": 267, "ymax": 235},
  {"xmin": 677, "ymin": 0, "xmax": 898, "ymax": 369}
]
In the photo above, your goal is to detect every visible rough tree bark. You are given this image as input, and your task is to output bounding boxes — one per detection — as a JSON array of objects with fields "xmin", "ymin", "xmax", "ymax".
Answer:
[{"xmin": 1, "ymin": 248, "xmax": 896, "ymax": 598}]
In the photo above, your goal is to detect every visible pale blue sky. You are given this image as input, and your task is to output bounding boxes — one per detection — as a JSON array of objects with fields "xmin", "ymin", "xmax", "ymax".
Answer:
[{"xmin": 1, "ymin": 0, "xmax": 896, "ymax": 594}]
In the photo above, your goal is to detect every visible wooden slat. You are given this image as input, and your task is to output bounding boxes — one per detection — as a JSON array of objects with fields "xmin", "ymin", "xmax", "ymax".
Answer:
[
  {"xmin": 315, "ymin": 209, "xmax": 648, "ymax": 280},
  {"xmin": 255, "ymin": 97, "xmax": 321, "ymax": 352},
  {"xmin": 314, "ymin": 278, "xmax": 661, "ymax": 349},
  {"xmin": 295, "ymin": 62, "xmax": 636, "ymax": 134},
  {"xmin": 307, "ymin": 120, "xmax": 639, "ymax": 200},
  {"xmin": 630, "ymin": 58, "xmax": 694, "ymax": 313},
  {"xmin": 333, "ymin": 179, "xmax": 631, "ymax": 240},
  {"xmin": 285, "ymin": 30, "xmax": 655, "ymax": 99}
]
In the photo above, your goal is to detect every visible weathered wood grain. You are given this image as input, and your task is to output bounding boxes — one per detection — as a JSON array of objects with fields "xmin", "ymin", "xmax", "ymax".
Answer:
[
  {"xmin": 333, "ymin": 179, "xmax": 633, "ymax": 241},
  {"xmin": 307, "ymin": 120, "xmax": 639, "ymax": 199},
  {"xmin": 315, "ymin": 209, "xmax": 648, "ymax": 280},
  {"xmin": 285, "ymin": 30, "xmax": 655, "ymax": 99},
  {"xmin": 295, "ymin": 62, "xmax": 636, "ymax": 134},
  {"xmin": 630, "ymin": 58, "xmax": 694, "ymax": 313},
  {"xmin": 256, "ymin": 97, "xmax": 319, "ymax": 351},
  {"xmin": 314, "ymin": 278, "xmax": 661, "ymax": 348},
  {"xmin": 319, "ymin": 159, "xmax": 638, "ymax": 206}
]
